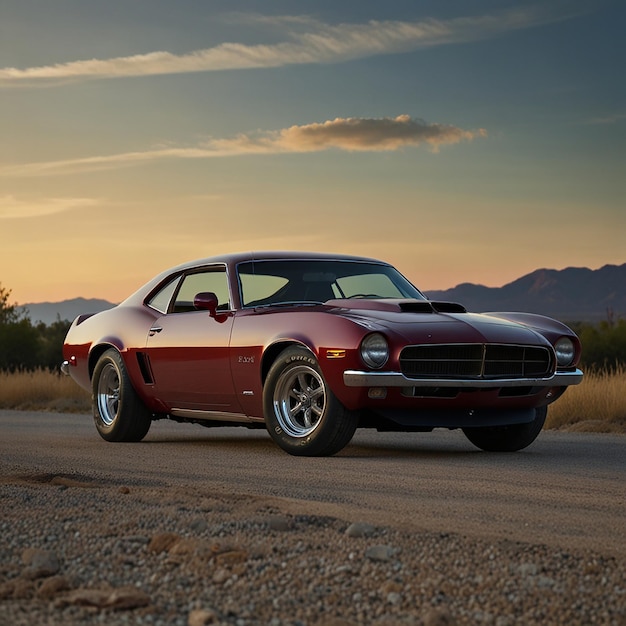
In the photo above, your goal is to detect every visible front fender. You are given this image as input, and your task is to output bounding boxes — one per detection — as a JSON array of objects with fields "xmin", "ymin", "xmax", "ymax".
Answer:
[
  {"xmin": 486, "ymin": 311, "xmax": 575, "ymax": 334},
  {"xmin": 486, "ymin": 312, "xmax": 582, "ymax": 365}
]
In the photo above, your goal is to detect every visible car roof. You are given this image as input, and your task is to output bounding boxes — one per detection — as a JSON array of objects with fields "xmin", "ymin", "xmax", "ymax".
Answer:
[
  {"xmin": 121, "ymin": 251, "xmax": 390, "ymax": 306},
  {"xmin": 173, "ymin": 250, "xmax": 387, "ymax": 271}
]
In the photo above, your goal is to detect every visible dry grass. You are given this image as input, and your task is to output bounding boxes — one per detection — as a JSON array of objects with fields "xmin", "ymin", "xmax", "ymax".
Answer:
[
  {"xmin": 0, "ymin": 368, "xmax": 90, "ymax": 413},
  {"xmin": 546, "ymin": 366, "xmax": 626, "ymax": 433},
  {"xmin": 0, "ymin": 367, "xmax": 624, "ymax": 434}
]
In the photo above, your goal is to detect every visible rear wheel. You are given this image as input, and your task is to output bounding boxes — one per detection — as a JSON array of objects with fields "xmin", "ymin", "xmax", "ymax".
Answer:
[
  {"xmin": 462, "ymin": 406, "xmax": 547, "ymax": 452},
  {"xmin": 264, "ymin": 346, "xmax": 358, "ymax": 456},
  {"xmin": 92, "ymin": 349, "xmax": 152, "ymax": 442}
]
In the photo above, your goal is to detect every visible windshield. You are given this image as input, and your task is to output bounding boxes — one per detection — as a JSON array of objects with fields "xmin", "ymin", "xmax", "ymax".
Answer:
[{"xmin": 237, "ymin": 259, "xmax": 425, "ymax": 307}]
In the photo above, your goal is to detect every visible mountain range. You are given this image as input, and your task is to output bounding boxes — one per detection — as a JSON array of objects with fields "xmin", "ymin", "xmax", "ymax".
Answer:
[
  {"xmin": 21, "ymin": 263, "xmax": 625, "ymax": 325},
  {"xmin": 22, "ymin": 298, "xmax": 115, "ymax": 326},
  {"xmin": 426, "ymin": 263, "xmax": 625, "ymax": 322}
]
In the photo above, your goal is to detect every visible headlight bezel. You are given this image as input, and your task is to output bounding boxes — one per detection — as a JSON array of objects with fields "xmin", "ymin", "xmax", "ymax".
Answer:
[
  {"xmin": 360, "ymin": 332, "xmax": 389, "ymax": 369},
  {"xmin": 554, "ymin": 337, "xmax": 576, "ymax": 367}
]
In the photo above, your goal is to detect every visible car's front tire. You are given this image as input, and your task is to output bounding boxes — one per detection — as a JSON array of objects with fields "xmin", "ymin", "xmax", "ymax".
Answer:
[
  {"xmin": 462, "ymin": 406, "xmax": 547, "ymax": 452},
  {"xmin": 263, "ymin": 346, "xmax": 358, "ymax": 456},
  {"xmin": 92, "ymin": 349, "xmax": 152, "ymax": 442}
]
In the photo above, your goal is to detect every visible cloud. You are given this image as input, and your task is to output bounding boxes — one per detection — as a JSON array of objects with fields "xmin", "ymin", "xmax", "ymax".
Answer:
[
  {"xmin": 263, "ymin": 115, "xmax": 485, "ymax": 151},
  {"xmin": 586, "ymin": 112, "xmax": 626, "ymax": 125},
  {"xmin": 0, "ymin": 195, "xmax": 99, "ymax": 218},
  {"xmin": 208, "ymin": 115, "xmax": 487, "ymax": 155},
  {"xmin": 0, "ymin": 5, "xmax": 582, "ymax": 85},
  {"xmin": 0, "ymin": 115, "xmax": 486, "ymax": 177}
]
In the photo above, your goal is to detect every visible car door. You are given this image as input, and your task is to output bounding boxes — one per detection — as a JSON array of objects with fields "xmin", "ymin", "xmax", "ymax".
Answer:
[{"xmin": 144, "ymin": 267, "xmax": 241, "ymax": 413}]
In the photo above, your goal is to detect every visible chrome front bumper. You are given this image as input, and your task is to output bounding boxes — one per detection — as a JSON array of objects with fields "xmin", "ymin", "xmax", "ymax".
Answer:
[{"xmin": 343, "ymin": 368, "xmax": 584, "ymax": 388}]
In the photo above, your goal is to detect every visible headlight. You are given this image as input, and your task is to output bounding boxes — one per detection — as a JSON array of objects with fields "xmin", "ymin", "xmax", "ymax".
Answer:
[
  {"xmin": 360, "ymin": 333, "xmax": 389, "ymax": 369},
  {"xmin": 554, "ymin": 337, "xmax": 575, "ymax": 367}
]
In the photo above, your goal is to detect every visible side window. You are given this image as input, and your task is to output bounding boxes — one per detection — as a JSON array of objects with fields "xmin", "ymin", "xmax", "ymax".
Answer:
[
  {"xmin": 172, "ymin": 269, "xmax": 230, "ymax": 313},
  {"xmin": 146, "ymin": 276, "xmax": 181, "ymax": 314}
]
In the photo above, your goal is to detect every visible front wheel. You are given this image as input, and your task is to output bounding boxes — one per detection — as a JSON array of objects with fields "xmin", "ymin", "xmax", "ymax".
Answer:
[
  {"xmin": 92, "ymin": 349, "xmax": 152, "ymax": 442},
  {"xmin": 263, "ymin": 347, "xmax": 358, "ymax": 456},
  {"xmin": 462, "ymin": 406, "xmax": 547, "ymax": 452}
]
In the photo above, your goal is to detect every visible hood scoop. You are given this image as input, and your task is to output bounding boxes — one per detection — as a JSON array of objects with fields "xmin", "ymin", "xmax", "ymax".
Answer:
[
  {"xmin": 327, "ymin": 298, "xmax": 466, "ymax": 314},
  {"xmin": 401, "ymin": 300, "xmax": 467, "ymax": 314}
]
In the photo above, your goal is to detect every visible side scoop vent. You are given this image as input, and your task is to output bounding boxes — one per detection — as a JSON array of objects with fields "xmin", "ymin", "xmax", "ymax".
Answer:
[{"xmin": 136, "ymin": 352, "xmax": 154, "ymax": 385}]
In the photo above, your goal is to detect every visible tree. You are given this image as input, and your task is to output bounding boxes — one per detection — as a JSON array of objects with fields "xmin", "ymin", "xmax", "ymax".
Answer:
[
  {"xmin": 35, "ymin": 318, "xmax": 72, "ymax": 370},
  {"xmin": 573, "ymin": 319, "xmax": 626, "ymax": 369},
  {"xmin": 0, "ymin": 282, "xmax": 41, "ymax": 371},
  {"xmin": 0, "ymin": 283, "xmax": 26, "ymax": 325}
]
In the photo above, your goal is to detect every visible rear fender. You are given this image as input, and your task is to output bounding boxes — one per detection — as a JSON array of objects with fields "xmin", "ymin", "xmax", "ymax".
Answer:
[{"xmin": 88, "ymin": 339, "xmax": 125, "ymax": 378}]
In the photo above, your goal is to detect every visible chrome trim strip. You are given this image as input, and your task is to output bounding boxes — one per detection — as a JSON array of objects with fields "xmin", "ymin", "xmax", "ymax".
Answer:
[
  {"xmin": 343, "ymin": 369, "xmax": 584, "ymax": 388},
  {"xmin": 170, "ymin": 408, "xmax": 262, "ymax": 423}
]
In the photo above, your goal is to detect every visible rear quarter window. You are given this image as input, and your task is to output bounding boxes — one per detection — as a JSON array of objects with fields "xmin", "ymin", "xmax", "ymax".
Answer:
[{"xmin": 146, "ymin": 277, "xmax": 180, "ymax": 314}]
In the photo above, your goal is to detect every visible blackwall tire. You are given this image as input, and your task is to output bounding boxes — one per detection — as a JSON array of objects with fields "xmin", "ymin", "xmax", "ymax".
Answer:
[
  {"xmin": 92, "ymin": 349, "xmax": 151, "ymax": 442},
  {"xmin": 263, "ymin": 346, "xmax": 358, "ymax": 456},
  {"xmin": 462, "ymin": 406, "xmax": 547, "ymax": 452}
]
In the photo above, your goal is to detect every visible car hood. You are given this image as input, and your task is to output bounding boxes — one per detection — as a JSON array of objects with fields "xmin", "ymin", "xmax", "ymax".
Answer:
[{"xmin": 324, "ymin": 299, "xmax": 551, "ymax": 346}]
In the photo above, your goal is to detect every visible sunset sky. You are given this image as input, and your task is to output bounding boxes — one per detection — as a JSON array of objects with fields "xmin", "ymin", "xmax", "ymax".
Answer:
[{"xmin": 1, "ymin": 0, "xmax": 624, "ymax": 304}]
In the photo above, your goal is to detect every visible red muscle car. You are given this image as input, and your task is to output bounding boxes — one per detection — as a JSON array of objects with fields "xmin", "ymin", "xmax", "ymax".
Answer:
[{"xmin": 61, "ymin": 252, "xmax": 583, "ymax": 456}]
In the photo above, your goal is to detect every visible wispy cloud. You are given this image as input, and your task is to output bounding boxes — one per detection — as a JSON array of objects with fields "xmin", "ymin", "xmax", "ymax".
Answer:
[
  {"xmin": 0, "ymin": 6, "xmax": 581, "ymax": 85},
  {"xmin": 0, "ymin": 195, "xmax": 99, "ymax": 218},
  {"xmin": 0, "ymin": 115, "xmax": 486, "ymax": 177},
  {"xmin": 586, "ymin": 112, "xmax": 626, "ymax": 125}
]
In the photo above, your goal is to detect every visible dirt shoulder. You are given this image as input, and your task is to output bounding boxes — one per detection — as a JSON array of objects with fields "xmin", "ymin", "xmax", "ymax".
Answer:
[{"xmin": 1, "ymin": 472, "xmax": 625, "ymax": 626}]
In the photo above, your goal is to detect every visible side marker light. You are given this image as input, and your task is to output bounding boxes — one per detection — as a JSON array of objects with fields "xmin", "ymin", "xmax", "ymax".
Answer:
[{"xmin": 326, "ymin": 349, "xmax": 346, "ymax": 359}]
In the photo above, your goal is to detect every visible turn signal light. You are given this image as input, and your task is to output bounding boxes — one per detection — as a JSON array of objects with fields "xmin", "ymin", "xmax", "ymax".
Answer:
[{"xmin": 368, "ymin": 387, "xmax": 387, "ymax": 399}]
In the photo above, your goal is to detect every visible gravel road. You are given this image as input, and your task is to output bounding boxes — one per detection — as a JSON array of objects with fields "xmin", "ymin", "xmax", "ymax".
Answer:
[{"xmin": 1, "ymin": 410, "xmax": 625, "ymax": 625}]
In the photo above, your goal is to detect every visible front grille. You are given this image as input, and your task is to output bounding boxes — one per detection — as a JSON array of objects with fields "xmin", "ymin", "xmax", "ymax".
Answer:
[{"xmin": 399, "ymin": 344, "xmax": 552, "ymax": 379}]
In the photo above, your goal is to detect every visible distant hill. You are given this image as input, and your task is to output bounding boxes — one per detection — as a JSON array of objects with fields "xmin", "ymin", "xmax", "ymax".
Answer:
[
  {"xmin": 425, "ymin": 263, "xmax": 626, "ymax": 322},
  {"xmin": 22, "ymin": 298, "xmax": 116, "ymax": 326}
]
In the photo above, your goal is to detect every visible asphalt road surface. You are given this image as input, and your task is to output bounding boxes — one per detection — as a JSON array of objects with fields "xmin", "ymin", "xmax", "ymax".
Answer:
[{"xmin": 1, "ymin": 410, "xmax": 625, "ymax": 557}]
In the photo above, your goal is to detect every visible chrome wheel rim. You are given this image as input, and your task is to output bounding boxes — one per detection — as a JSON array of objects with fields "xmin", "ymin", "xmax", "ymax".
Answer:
[
  {"xmin": 273, "ymin": 364, "xmax": 326, "ymax": 438},
  {"xmin": 96, "ymin": 362, "xmax": 120, "ymax": 426}
]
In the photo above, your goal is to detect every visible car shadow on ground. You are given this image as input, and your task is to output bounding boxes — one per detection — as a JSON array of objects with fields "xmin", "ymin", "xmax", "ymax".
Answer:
[
  {"xmin": 340, "ymin": 443, "xmax": 481, "ymax": 459},
  {"xmin": 140, "ymin": 426, "xmax": 490, "ymax": 460},
  {"xmin": 138, "ymin": 420, "xmax": 557, "ymax": 459}
]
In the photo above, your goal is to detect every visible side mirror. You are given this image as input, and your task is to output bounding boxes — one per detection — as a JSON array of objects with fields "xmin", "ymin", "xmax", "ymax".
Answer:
[{"xmin": 193, "ymin": 292, "xmax": 228, "ymax": 322}]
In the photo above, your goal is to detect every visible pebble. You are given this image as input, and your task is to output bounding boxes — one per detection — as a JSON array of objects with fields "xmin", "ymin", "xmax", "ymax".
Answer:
[
  {"xmin": 21, "ymin": 549, "xmax": 60, "ymax": 579},
  {"xmin": 188, "ymin": 608, "xmax": 219, "ymax": 625},
  {"xmin": 364, "ymin": 545, "xmax": 395, "ymax": 562},
  {"xmin": 267, "ymin": 515, "xmax": 291, "ymax": 532},
  {"xmin": 0, "ymin": 482, "xmax": 624, "ymax": 625},
  {"xmin": 345, "ymin": 522, "xmax": 376, "ymax": 538}
]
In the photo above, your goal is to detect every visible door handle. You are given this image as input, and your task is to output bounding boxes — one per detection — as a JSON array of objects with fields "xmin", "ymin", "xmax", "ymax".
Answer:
[{"xmin": 149, "ymin": 326, "xmax": 163, "ymax": 336}]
